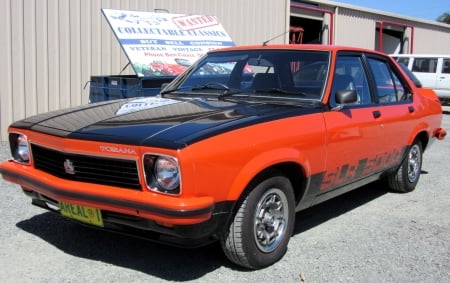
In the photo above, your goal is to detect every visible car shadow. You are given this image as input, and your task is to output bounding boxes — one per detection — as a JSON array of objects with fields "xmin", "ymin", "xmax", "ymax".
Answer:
[
  {"xmin": 293, "ymin": 181, "xmax": 387, "ymax": 235},
  {"xmin": 16, "ymin": 213, "xmax": 232, "ymax": 280},
  {"xmin": 16, "ymin": 182, "xmax": 387, "ymax": 279}
]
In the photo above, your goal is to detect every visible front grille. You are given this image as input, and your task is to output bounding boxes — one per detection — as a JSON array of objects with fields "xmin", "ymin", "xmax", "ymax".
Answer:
[{"xmin": 31, "ymin": 144, "xmax": 141, "ymax": 190}]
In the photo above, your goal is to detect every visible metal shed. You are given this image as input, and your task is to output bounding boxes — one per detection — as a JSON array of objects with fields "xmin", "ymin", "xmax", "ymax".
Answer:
[
  {"xmin": 1, "ymin": 0, "xmax": 449, "ymax": 141},
  {"xmin": 291, "ymin": 1, "xmax": 450, "ymax": 54}
]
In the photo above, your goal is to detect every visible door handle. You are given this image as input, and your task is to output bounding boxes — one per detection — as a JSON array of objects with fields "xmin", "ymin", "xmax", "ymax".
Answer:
[
  {"xmin": 408, "ymin": 106, "xmax": 414, "ymax": 113},
  {"xmin": 372, "ymin": 110, "xmax": 381, "ymax": 118}
]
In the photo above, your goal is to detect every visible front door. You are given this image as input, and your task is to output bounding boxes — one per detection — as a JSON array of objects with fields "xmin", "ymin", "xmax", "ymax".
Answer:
[{"xmin": 321, "ymin": 53, "xmax": 385, "ymax": 191}]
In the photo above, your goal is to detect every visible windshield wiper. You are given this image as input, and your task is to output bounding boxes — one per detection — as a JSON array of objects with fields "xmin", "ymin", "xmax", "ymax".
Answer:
[
  {"xmin": 191, "ymin": 82, "xmax": 231, "ymax": 92},
  {"xmin": 160, "ymin": 88, "xmax": 179, "ymax": 96},
  {"xmin": 253, "ymin": 88, "xmax": 307, "ymax": 96},
  {"xmin": 191, "ymin": 83, "xmax": 246, "ymax": 100}
]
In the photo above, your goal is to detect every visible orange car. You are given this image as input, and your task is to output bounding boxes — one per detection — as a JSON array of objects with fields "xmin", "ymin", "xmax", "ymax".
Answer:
[{"xmin": 0, "ymin": 45, "xmax": 446, "ymax": 269}]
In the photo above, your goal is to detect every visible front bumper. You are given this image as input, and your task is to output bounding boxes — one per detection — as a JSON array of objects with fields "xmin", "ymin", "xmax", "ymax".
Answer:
[
  {"xmin": 26, "ymin": 189, "xmax": 233, "ymax": 247},
  {"xmin": 0, "ymin": 160, "xmax": 234, "ymax": 245}
]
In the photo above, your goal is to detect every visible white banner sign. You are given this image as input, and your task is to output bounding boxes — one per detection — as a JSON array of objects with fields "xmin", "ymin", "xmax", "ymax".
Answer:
[{"xmin": 102, "ymin": 9, "xmax": 235, "ymax": 77}]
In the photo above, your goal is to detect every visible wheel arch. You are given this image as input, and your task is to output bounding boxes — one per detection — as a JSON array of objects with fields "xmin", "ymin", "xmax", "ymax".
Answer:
[
  {"xmin": 226, "ymin": 148, "xmax": 310, "ymax": 208},
  {"xmin": 407, "ymin": 121, "xmax": 432, "ymax": 151},
  {"xmin": 415, "ymin": 130, "xmax": 429, "ymax": 150},
  {"xmin": 269, "ymin": 162, "xmax": 306, "ymax": 205},
  {"xmin": 393, "ymin": 129, "xmax": 428, "ymax": 171}
]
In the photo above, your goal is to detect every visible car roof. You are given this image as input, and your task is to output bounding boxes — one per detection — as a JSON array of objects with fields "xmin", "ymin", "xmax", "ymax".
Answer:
[
  {"xmin": 208, "ymin": 44, "xmax": 388, "ymax": 57},
  {"xmin": 390, "ymin": 54, "xmax": 450, "ymax": 58}
]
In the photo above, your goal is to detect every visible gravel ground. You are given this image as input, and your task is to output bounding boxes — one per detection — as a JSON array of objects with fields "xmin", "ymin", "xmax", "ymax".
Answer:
[{"xmin": 0, "ymin": 110, "xmax": 449, "ymax": 283}]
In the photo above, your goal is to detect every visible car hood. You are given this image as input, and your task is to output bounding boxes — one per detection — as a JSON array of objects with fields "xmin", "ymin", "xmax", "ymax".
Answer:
[{"xmin": 12, "ymin": 97, "xmax": 317, "ymax": 149}]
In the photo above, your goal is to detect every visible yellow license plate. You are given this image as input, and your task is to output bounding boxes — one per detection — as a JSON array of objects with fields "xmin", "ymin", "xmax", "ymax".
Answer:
[{"xmin": 59, "ymin": 201, "xmax": 104, "ymax": 227}]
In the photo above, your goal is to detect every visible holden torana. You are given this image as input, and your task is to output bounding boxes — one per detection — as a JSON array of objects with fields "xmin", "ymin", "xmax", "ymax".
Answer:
[{"xmin": 0, "ymin": 45, "xmax": 446, "ymax": 269}]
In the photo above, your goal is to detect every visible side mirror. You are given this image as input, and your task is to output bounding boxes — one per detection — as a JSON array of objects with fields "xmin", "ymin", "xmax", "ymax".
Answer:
[{"xmin": 335, "ymin": 90, "xmax": 358, "ymax": 104}]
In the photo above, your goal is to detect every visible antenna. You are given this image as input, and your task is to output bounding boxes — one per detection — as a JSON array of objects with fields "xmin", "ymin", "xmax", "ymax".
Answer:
[{"xmin": 262, "ymin": 30, "xmax": 289, "ymax": 46}]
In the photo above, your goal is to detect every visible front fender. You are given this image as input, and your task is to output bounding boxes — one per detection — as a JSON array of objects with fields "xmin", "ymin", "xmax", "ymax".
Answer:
[{"xmin": 225, "ymin": 147, "xmax": 311, "ymax": 200}]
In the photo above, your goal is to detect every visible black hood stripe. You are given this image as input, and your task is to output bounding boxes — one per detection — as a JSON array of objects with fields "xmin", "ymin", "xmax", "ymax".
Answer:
[{"xmin": 11, "ymin": 97, "xmax": 324, "ymax": 149}]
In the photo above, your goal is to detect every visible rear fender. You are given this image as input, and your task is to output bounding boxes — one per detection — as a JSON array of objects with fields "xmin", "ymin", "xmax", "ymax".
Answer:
[
  {"xmin": 406, "ymin": 122, "xmax": 430, "ymax": 148},
  {"xmin": 408, "ymin": 88, "xmax": 444, "ymax": 148}
]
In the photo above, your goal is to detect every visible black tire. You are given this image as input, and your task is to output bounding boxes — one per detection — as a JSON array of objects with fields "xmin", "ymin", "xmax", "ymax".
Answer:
[
  {"xmin": 386, "ymin": 140, "xmax": 423, "ymax": 193},
  {"xmin": 220, "ymin": 171, "xmax": 295, "ymax": 269}
]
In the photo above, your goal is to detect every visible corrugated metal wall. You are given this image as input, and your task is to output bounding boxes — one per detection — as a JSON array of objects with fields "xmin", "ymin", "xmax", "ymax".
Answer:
[
  {"xmin": 0, "ymin": 0, "xmax": 288, "ymax": 141},
  {"xmin": 333, "ymin": 7, "xmax": 377, "ymax": 48},
  {"xmin": 332, "ymin": 5, "xmax": 450, "ymax": 53},
  {"xmin": 1, "ymin": 0, "xmax": 449, "ymax": 142},
  {"xmin": 413, "ymin": 24, "xmax": 450, "ymax": 53}
]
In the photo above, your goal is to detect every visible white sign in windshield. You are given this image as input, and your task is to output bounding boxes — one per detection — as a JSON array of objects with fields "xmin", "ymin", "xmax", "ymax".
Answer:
[{"xmin": 102, "ymin": 9, "xmax": 235, "ymax": 77}]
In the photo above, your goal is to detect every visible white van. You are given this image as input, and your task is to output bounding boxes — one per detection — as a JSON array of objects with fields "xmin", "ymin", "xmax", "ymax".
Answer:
[{"xmin": 390, "ymin": 54, "xmax": 450, "ymax": 103}]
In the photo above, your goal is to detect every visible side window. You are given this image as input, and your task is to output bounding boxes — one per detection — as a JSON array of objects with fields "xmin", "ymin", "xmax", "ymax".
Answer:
[
  {"xmin": 330, "ymin": 55, "xmax": 371, "ymax": 107},
  {"xmin": 411, "ymin": 57, "xmax": 438, "ymax": 73},
  {"xmin": 442, "ymin": 59, "xmax": 450, "ymax": 74},
  {"xmin": 367, "ymin": 58, "xmax": 411, "ymax": 103}
]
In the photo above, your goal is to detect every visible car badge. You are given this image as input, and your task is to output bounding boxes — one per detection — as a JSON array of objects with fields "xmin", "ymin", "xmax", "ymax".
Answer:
[{"xmin": 63, "ymin": 159, "xmax": 76, "ymax": 175}]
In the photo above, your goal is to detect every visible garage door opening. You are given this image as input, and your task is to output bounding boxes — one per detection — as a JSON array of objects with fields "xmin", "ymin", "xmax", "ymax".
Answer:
[
  {"xmin": 290, "ymin": 3, "xmax": 334, "ymax": 45},
  {"xmin": 376, "ymin": 21, "xmax": 414, "ymax": 54},
  {"xmin": 290, "ymin": 16, "xmax": 324, "ymax": 44}
]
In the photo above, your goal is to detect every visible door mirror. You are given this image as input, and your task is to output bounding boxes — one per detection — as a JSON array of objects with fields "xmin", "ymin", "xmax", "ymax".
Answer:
[{"xmin": 335, "ymin": 90, "xmax": 358, "ymax": 104}]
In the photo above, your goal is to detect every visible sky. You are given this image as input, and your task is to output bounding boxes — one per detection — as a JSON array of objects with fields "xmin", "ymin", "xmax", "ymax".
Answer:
[{"xmin": 333, "ymin": 0, "xmax": 450, "ymax": 22}]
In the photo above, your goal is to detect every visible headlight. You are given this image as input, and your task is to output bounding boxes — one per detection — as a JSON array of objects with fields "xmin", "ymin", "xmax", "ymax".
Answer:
[
  {"xmin": 155, "ymin": 157, "xmax": 180, "ymax": 190},
  {"xmin": 9, "ymin": 133, "xmax": 30, "ymax": 164},
  {"xmin": 143, "ymin": 154, "xmax": 180, "ymax": 194}
]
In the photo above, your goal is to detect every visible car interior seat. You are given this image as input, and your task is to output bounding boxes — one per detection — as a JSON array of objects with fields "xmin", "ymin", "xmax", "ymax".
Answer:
[
  {"xmin": 332, "ymin": 74, "xmax": 355, "ymax": 93},
  {"xmin": 252, "ymin": 73, "xmax": 278, "ymax": 89}
]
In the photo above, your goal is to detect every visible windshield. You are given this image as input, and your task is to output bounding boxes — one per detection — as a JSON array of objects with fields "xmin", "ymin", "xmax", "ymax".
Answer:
[{"xmin": 165, "ymin": 49, "xmax": 330, "ymax": 101}]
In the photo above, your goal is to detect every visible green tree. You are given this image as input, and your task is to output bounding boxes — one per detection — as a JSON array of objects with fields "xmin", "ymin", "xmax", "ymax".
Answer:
[{"xmin": 437, "ymin": 12, "xmax": 450, "ymax": 24}]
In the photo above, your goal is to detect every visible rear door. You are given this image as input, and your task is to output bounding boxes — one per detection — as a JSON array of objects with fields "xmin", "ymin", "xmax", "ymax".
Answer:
[{"xmin": 365, "ymin": 54, "xmax": 415, "ymax": 166}]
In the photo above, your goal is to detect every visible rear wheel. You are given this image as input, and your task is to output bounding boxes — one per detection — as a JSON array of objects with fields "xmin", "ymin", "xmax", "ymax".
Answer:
[
  {"xmin": 220, "ymin": 172, "xmax": 295, "ymax": 269},
  {"xmin": 386, "ymin": 140, "xmax": 423, "ymax": 193}
]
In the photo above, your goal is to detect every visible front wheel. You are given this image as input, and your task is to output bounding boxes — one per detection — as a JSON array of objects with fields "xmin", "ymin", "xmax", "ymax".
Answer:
[
  {"xmin": 386, "ymin": 140, "xmax": 423, "ymax": 193},
  {"xmin": 220, "ymin": 172, "xmax": 295, "ymax": 269}
]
